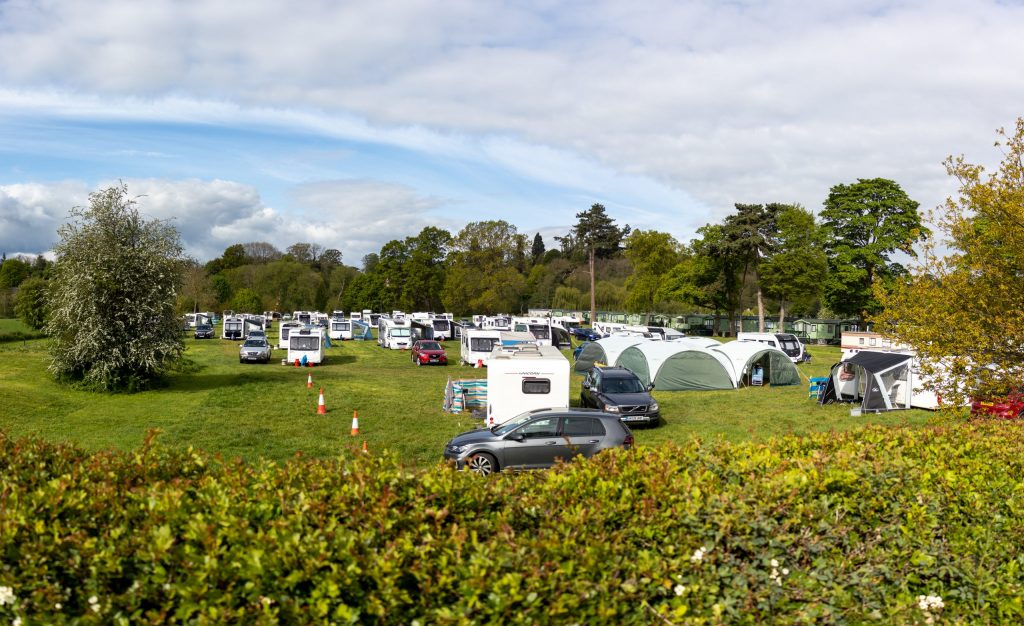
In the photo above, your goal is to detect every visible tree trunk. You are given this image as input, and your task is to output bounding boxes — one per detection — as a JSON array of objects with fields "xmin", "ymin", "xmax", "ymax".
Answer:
[
  {"xmin": 756, "ymin": 286, "xmax": 765, "ymax": 332},
  {"xmin": 778, "ymin": 300, "xmax": 786, "ymax": 330},
  {"xmin": 589, "ymin": 247, "xmax": 596, "ymax": 329}
]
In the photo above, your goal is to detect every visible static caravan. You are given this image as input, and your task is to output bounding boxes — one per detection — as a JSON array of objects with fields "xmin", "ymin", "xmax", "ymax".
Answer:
[
  {"xmin": 329, "ymin": 318, "xmax": 353, "ymax": 340},
  {"xmin": 278, "ymin": 321, "xmax": 302, "ymax": 350},
  {"xmin": 287, "ymin": 327, "xmax": 325, "ymax": 365},
  {"xmin": 222, "ymin": 316, "xmax": 244, "ymax": 340},
  {"xmin": 461, "ymin": 328, "xmax": 503, "ymax": 366},
  {"xmin": 736, "ymin": 332, "xmax": 807, "ymax": 364},
  {"xmin": 378, "ymin": 318, "xmax": 413, "ymax": 350},
  {"xmin": 485, "ymin": 344, "xmax": 570, "ymax": 426}
]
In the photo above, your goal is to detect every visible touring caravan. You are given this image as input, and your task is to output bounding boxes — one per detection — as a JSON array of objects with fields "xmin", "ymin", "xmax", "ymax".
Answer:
[
  {"xmin": 329, "ymin": 318, "xmax": 353, "ymax": 341},
  {"xmin": 278, "ymin": 321, "xmax": 302, "ymax": 350},
  {"xmin": 222, "ymin": 316, "xmax": 244, "ymax": 340},
  {"xmin": 820, "ymin": 350, "xmax": 942, "ymax": 412},
  {"xmin": 736, "ymin": 332, "xmax": 808, "ymax": 364},
  {"xmin": 485, "ymin": 344, "xmax": 570, "ymax": 426},
  {"xmin": 512, "ymin": 317, "xmax": 572, "ymax": 348},
  {"xmin": 461, "ymin": 328, "xmax": 503, "ymax": 366},
  {"xmin": 378, "ymin": 318, "xmax": 413, "ymax": 350},
  {"xmin": 287, "ymin": 327, "xmax": 325, "ymax": 365}
]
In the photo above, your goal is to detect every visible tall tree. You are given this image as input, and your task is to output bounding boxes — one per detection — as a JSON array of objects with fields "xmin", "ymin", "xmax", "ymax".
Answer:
[
  {"xmin": 14, "ymin": 276, "xmax": 48, "ymax": 330},
  {"xmin": 561, "ymin": 204, "xmax": 630, "ymax": 326},
  {"xmin": 443, "ymin": 221, "xmax": 527, "ymax": 315},
  {"xmin": 531, "ymin": 233, "xmax": 545, "ymax": 264},
  {"xmin": 660, "ymin": 225, "xmax": 742, "ymax": 335},
  {"xmin": 46, "ymin": 184, "xmax": 185, "ymax": 391},
  {"xmin": 759, "ymin": 206, "xmax": 828, "ymax": 325},
  {"xmin": 0, "ymin": 257, "xmax": 31, "ymax": 288},
  {"xmin": 623, "ymin": 230, "xmax": 680, "ymax": 323},
  {"xmin": 719, "ymin": 203, "xmax": 782, "ymax": 331},
  {"xmin": 821, "ymin": 178, "xmax": 927, "ymax": 322},
  {"xmin": 875, "ymin": 119, "xmax": 1024, "ymax": 404},
  {"xmin": 242, "ymin": 241, "xmax": 282, "ymax": 263}
]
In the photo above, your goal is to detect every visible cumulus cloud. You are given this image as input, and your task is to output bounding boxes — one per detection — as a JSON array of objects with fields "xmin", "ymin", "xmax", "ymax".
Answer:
[{"xmin": 0, "ymin": 181, "xmax": 89, "ymax": 255}]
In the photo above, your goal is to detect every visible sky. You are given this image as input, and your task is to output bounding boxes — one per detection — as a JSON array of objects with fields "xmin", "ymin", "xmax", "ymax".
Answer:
[{"xmin": 1, "ymin": 0, "xmax": 1022, "ymax": 265}]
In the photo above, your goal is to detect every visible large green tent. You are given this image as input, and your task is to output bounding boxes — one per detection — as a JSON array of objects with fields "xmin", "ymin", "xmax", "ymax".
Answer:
[
  {"xmin": 573, "ymin": 336, "xmax": 646, "ymax": 373},
  {"xmin": 615, "ymin": 339, "xmax": 734, "ymax": 391},
  {"xmin": 710, "ymin": 341, "xmax": 801, "ymax": 387}
]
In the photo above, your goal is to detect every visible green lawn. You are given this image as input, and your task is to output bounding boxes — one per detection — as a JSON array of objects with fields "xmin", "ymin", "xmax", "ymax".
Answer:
[{"xmin": 0, "ymin": 330, "xmax": 947, "ymax": 467}]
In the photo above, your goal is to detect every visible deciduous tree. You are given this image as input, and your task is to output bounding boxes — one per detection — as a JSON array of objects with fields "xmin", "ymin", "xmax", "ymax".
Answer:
[
  {"xmin": 760, "ymin": 206, "xmax": 828, "ymax": 325},
  {"xmin": 14, "ymin": 276, "xmax": 48, "ymax": 330},
  {"xmin": 560, "ymin": 204, "xmax": 630, "ymax": 325}
]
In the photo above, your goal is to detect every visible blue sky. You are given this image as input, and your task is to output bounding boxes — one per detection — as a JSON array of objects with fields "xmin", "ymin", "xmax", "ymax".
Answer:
[{"xmin": 1, "ymin": 0, "xmax": 1023, "ymax": 264}]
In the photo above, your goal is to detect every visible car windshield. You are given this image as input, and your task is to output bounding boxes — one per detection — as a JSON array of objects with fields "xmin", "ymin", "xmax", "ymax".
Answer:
[
  {"xmin": 197, "ymin": 325, "xmax": 212, "ymax": 331},
  {"xmin": 602, "ymin": 377, "xmax": 645, "ymax": 394},
  {"xmin": 492, "ymin": 410, "xmax": 547, "ymax": 436},
  {"xmin": 419, "ymin": 341, "xmax": 442, "ymax": 351},
  {"xmin": 243, "ymin": 340, "xmax": 266, "ymax": 348}
]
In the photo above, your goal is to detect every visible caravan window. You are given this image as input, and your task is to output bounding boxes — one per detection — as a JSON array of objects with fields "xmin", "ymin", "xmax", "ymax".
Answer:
[
  {"xmin": 528, "ymin": 325, "xmax": 550, "ymax": 340},
  {"xmin": 471, "ymin": 337, "xmax": 498, "ymax": 352},
  {"xmin": 522, "ymin": 378, "xmax": 551, "ymax": 394},
  {"xmin": 291, "ymin": 336, "xmax": 320, "ymax": 351}
]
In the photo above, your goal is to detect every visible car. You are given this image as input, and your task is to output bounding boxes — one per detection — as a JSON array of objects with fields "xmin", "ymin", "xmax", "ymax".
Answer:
[
  {"xmin": 239, "ymin": 338, "xmax": 272, "ymax": 364},
  {"xmin": 411, "ymin": 339, "xmax": 448, "ymax": 366},
  {"xmin": 443, "ymin": 408, "xmax": 633, "ymax": 475},
  {"xmin": 247, "ymin": 329, "xmax": 267, "ymax": 341},
  {"xmin": 580, "ymin": 366, "xmax": 660, "ymax": 426},
  {"xmin": 571, "ymin": 327, "xmax": 601, "ymax": 342},
  {"xmin": 194, "ymin": 323, "xmax": 215, "ymax": 339},
  {"xmin": 970, "ymin": 392, "xmax": 1024, "ymax": 419}
]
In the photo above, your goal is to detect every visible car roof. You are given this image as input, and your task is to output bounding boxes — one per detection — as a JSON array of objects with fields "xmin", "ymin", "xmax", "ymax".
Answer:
[{"xmin": 591, "ymin": 366, "xmax": 638, "ymax": 378}]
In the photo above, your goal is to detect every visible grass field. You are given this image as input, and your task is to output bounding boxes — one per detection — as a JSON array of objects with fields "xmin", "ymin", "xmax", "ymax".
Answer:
[{"xmin": 0, "ymin": 325, "xmax": 947, "ymax": 467}]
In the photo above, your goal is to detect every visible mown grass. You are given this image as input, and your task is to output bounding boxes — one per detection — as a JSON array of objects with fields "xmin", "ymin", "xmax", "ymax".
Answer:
[
  {"xmin": 0, "ymin": 318, "xmax": 44, "ymax": 342},
  {"xmin": 0, "ymin": 327, "xmax": 947, "ymax": 467}
]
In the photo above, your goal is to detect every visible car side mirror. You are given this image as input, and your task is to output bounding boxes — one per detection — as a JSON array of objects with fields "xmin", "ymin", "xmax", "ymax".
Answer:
[
  {"xmin": 507, "ymin": 433, "xmax": 525, "ymax": 442},
  {"xmin": 647, "ymin": 383, "xmax": 655, "ymax": 391},
  {"xmin": 582, "ymin": 382, "xmax": 590, "ymax": 390}
]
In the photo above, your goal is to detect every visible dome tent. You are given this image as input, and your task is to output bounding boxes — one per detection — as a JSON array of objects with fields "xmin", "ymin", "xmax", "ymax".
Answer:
[
  {"xmin": 709, "ymin": 341, "xmax": 801, "ymax": 387},
  {"xmin": 615, "ymin": 339, "xmax": 734, "ymax": 391},
  {"xmin": 573, "ymin": 336, "xmax": 647, "ymax": 373}
]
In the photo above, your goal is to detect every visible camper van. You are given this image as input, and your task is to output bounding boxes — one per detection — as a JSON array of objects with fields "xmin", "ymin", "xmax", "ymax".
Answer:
[
  {"xmin": 222, "ymin": 316, "xmax": 244, "ymax": 340},
  {"xmin": 461, "ymin": 328, "xmax": 503, "ymax": 366},
  {"xmin": 378, "ymin": 318, "xmax": 413, "ymax": 350},
  {"xmin": 736, "ymin": 332, "xmax": 807, "ymax": 364},
  {"xmin": 287, "ymin": 327, "xmax": 325, "ymax": 365},
  {"xmin": 485, "ymin": 344, "xmax": 570, "ymax": 426},
  {"xmin": 329, "ymin": 318, "xmax": 353, "ymax": 341},
  {"xmin": 278, "ymin": 321, "xmax": 302, "ymax": 350}
]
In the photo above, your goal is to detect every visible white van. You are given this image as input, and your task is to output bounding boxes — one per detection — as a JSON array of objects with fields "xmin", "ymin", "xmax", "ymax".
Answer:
[
  {"xmin": 378, "ymin": 318, "xmax": 412, "ymax": 350},
  {"xmin": 736, "ymin": 332, "xmax": 808, "ymax": 364},
  {"xmin": 461, "ymin": 328, "xmax": 502, "ymax": 366},
  {"xmin": 485, "ymin": 344, "xmax": 570, "ymax": 426},
  {"xmin": 287, "ymin": 327, "xmax": 325, "ymax": 365}
]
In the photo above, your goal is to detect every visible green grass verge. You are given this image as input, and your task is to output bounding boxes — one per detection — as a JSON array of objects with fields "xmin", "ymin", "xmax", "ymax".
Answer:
[
  {"xmin": 0, "ymin": 318, "xmax": 44, "ymax": 342},
  {"xmin": 0, "ymin": 333, "xmax": 946, "ymax": 466}
]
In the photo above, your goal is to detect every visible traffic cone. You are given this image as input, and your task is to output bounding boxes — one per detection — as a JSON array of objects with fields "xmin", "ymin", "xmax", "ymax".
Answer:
[
  {"xmin": 306, "ymin": 373, "xmax": 313, "ymax": 388},
  {"xmin": 317, "ymin": 388, "xmax": 327, "ymax": 414},
  {"xmin": 350, "ymin": 409, "xmax": 360, "ymax": 436},
  {"xmin": 362, "ymin": 440, "xmax": 368, "ymax": 454}
]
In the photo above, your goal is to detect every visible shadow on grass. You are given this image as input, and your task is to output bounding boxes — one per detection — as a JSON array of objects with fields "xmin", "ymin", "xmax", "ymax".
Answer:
[{"xmin": 166, "ymin": 355, "xmax": 358, "ymax": 392}]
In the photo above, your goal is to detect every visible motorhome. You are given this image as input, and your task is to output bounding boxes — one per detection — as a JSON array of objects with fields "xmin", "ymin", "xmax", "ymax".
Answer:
[
  {"xmin": 461, "ymin": 328, "xmax": 503, "ymax": 366},
  {"xmin": 329, "ymin": 318, "xmax": 353, "ymax": 341},
  {"xmin": 222, "ymin": 316, "xmax": 244, "ymax": 340},
  {"xmin": 410, "ymin": 319, "xmax": 435, "ymax": 341},
  {"xmin": 378, "ymin": 318, "xmax": 413, "ymax": 350},
  {"xmin": 485, "ymin": 344, "xmax": 570, "ymax": 426},
  {"xmin": 736, "ymin": 332, "xmax": 807, "ymax": 364},
  {"xmin": 278, "ymin": 321, "xmax": 302, "ymax": 350},
  {"xmin": 287, "ymin": 327, "xmax": 325, "ymax": 365}
]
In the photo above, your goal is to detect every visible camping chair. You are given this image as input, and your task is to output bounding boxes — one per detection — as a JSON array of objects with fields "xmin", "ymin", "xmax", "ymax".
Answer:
[{"xmin": 808, "ymin": 376, "xmax": 828, "ymax": 399}]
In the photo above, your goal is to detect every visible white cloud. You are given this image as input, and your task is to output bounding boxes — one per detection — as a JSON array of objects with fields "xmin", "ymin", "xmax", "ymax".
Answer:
[{"xmin": 0, "ymin": 181, "xmax": 89, "ymax": 255}]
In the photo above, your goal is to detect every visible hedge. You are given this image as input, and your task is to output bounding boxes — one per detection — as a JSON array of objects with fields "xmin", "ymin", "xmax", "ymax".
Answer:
[{"xmin": 2, "ymin": 422, "xmax": 1023, "ymax": 624}]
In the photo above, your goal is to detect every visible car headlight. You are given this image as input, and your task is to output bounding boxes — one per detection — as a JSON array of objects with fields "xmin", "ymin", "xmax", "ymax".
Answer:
[
  {"xmin": 603, "ymin": 404, "xmax": 620, "ymax": 413},
  {"xmin": 650, "ymin": 402, "xmax": 659, "ymax": 411},
  {"xmin": 448, "ymin": 444, "xmax": 467, "ymax": 454}
]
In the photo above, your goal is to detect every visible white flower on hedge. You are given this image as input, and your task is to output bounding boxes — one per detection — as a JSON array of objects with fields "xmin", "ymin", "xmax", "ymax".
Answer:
[
  {"xmin": 690, "ymin": 547, "xmax": 710, "ymax": 563},
  {"xmin": 917, "ymin": 595, "xmax": 944, "ymax": 611},
  {"xmin": 769, "ymin": 558, "xmax": 787, "ymax": 586},
  {"xmin": 0, "ymin": 586, "xmax": 13, "ymax": 606},
  {"xmin": 88, "ymin": 595, "xmax": 101, "ymax": 613},
  {"xmin": 13, "ymin": 617, "xmax": 22, "ymax": 626},
  {"xmin": 54, "ymin": 603, "xmax": 62, "ymax": 610},
  {"xmin": 674, "ymin": 584, "xmax": 686, "ymax": 596}
]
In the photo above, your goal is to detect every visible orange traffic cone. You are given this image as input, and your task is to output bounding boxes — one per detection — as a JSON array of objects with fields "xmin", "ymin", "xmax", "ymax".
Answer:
[
  {"xmin": 350, "ymin": 409, "xmax": 360, "ymax": 436},
  {"xmin": 306, "ymin": 373, "xmax": 313, "ymax": 388},
  {"xmin": 362, "ymin": 440, "xmax": 368, "ymax": 454},
  {"xmin": 317, "ymin": 388, "xmax": 327, "ymax": 414}
]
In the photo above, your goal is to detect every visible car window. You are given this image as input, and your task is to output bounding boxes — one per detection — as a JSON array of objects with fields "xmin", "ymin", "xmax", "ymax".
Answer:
[
  {"xmin": 602, "ymin": 377, "xmax": 644, "ymax": 394},
  {"xmin": 562, "ymin": 416, "xmax": 605, "ymax": 437},
  {"xmin": 517, "ymin": 417, "xmax": 560, "ymax": 439}
]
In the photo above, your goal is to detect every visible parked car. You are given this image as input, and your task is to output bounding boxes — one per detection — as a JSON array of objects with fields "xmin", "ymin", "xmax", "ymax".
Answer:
[
  {"xmin": 411, "ymin": 340, "xmax": 448, "ymax": 366},
  {"xmin": 571, "ymin": 327, "xmax": 601, "ymax": 342},
  {"xmin": 247, "ymin": 329, "xmax": 267, "ymax": 341},
  {"xmin": 970, "ymin": 392, "xmax": 1024, "ymax": 419},
  {"xmin": 194, "ymin": 323, "xmax": 215, "ymax": 339},
  {"xmin": 239, "ymin": 338, "xmax": 272, "ymax": 364},
  {"xmin": 443, "ymin": 408, "xmax": 633, "ymax": 475},
  {"xmin": 580, "ymin": 366, "xmax": 660, "ymax": 426}
]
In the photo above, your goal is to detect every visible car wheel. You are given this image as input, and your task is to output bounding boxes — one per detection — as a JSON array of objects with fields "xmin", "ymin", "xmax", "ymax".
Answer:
[{"xmin": 467, "ymin": 452, "xmax": 497, "ymax": 476}]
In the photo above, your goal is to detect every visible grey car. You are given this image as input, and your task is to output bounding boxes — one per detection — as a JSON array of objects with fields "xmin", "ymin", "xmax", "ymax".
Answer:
[
  {"xmin": 580, "ymin": 366, "xmax": 660, "ymax": 426},
  {"xmin": 443, "ymin": 408, "xmax": 634, "ymax": 475},
  {"xmin": 239, "ymin": 338, "xmax": 272, "ymax": 364}
]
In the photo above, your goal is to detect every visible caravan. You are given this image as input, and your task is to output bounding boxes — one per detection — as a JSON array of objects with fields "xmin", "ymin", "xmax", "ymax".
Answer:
[
  {"xmin": 329, "ymin": 318, "xmax": 353, "ymax": 341},
  {"xmin": 287, "ymin": 327, "xmax": 325, "ymax": 365},
  {"xmin": 222, "ymin": 316, "xmax": 244, "ymax": 340},
  {"xmin": 820, "ymin": 350, "xmax": 941, "ymax": 411},
  {"xmin": 378, "ymin": 318, "xmax": 413, "ymax": 350},
  {"xmin": 485, "ymin": 344, "xmax": 570, "ymax": 426},
  {"xmin": 737, "ymin": 332, "xmax": 808, "ymax": 364},
  {"xmin": 461, "ymin": 328, "xmax": 503, "ymax": 366},
  {"xmin": 512, "ymin": 317, "xmax": 572, "ymax": 348},
  {"xmin": 278, "ymin": 320, "xmax": 302, "ymax": 350}
]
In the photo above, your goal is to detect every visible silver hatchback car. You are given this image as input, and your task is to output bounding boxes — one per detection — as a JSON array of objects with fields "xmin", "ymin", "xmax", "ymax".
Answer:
[{"xmin": 443, "ymin": 408, "xmax": 633, "ymax": 475}]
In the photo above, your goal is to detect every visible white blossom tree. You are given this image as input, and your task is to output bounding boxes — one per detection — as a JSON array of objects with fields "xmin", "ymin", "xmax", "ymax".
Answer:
[{"xmin": 47, "ymin": 184, "xmax": 185, "ymax": 390}]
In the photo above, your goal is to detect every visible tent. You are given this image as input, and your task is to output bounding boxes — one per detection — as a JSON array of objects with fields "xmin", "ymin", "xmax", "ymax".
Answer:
[
  {"xmin": 615, "ymin": 339, "xmax": 734, "ymax": 391},
  {"xmin": 710, "ymin": 341, "xmax": 801, "ymax": 387},
  {"xmin": 818, "ymin": 351, "xmax": 914, "ymax": 412},
  {"xmin": 573, "ymin": 336, "xmax": 647, "ymax": 373}
]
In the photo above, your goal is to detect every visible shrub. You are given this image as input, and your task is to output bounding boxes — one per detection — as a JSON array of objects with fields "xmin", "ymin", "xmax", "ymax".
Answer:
[{"xmin": 2, "ymin": 423, "xmax": 1024, "ymax": 624}]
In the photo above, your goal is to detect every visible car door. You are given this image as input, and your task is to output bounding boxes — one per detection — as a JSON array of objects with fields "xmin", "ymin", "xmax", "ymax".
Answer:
[
  {"xmin": 501, "ymin": 416, "xmax": 565, "ymax": 469},
  {"xmin": 559, "ymin": 416, "xmax": 606, "ymax": 459}
]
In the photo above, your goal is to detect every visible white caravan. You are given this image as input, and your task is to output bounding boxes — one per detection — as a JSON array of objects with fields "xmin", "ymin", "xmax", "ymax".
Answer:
[
  {"xmin": 485, "ymin": 344, "xmax": 570, "ymax": 426},
  {"xmin": 737, "ymin": 332, "xmax": 808, "ymax": 364},
  {"xmin": 378, "ymin": 318, "xmax": 413, "ymax": 350},
  {"xmin": 329, "ymin": 318, "xmax": 353, "ymax": 340},
  {"xmin": 287, "ymin": 327, "xmax": 325, "ymax": 365},
  {"xmin": 461, "ymin": 328, "xmax": 503, "ymax": 366},
  {"xmin": 277, "ymin": 321, "xmax": 302, "ymax": 350},
  {"xmin": 222, "ymin": 316, "xmax": 244, "ymax": 340}
]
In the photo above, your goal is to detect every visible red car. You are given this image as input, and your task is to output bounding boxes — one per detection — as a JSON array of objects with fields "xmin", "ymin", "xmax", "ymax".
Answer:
[
  {"xmin": 970, "ymin": 392, "xmax": 1024, "ymax": 419},
  {"xmin": 411, "ymin": 340, "xmax": 448, "ymax": 366}
]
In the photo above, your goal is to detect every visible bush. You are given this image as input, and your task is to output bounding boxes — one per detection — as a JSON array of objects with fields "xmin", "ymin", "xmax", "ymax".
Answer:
[{"xmin": 2, "ymin": 423, "xmax": 1024, "ymax": 624}]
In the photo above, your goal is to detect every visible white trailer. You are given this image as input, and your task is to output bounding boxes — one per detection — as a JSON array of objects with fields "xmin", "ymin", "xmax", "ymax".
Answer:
[
  {"xmin": 278, "ymin": 321, "xmax": 302, "ymax": 350},
  {"xmin": 287, "ymin": 327, "xmax": 325, "ymax": 365},
  {"xmin": 485, "ymin": 344, "xmax": 570, "ymax": 426},
  {"xmin": 737, "ymin": 332, "xmax": 807, "ymax": 364},
  {"xmin": 329, "ymin": 319, "xmax": 353, "ymax": 340},
  {"xmin": 378, "ymin": 318, "xmax": 413, "ymax": 350},
  {"xmin": 430, "ymin": 316, "xmax": 453, "ymax": 341},
  {"xmin": 222, "ymin": 316, "xmax": 244, "ymax": 340},
  {"xmin": 461, "ymin": 328, "xmax": 503, "ymax": 366}
]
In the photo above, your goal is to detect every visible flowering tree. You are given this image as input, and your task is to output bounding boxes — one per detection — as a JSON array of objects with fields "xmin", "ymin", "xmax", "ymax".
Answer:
[{"xmin": 47, "ymin": 184, "xmax": 185, "ymax": 391}]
